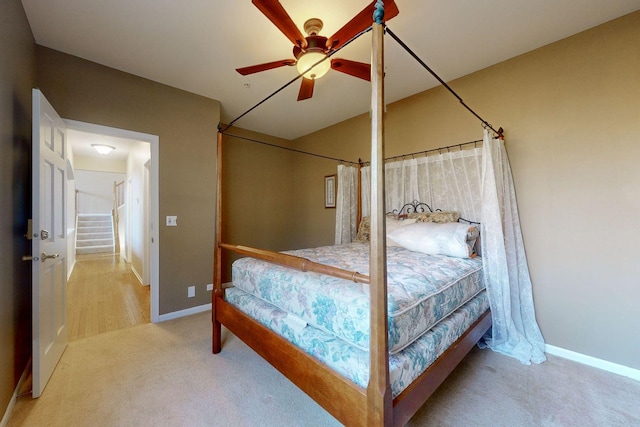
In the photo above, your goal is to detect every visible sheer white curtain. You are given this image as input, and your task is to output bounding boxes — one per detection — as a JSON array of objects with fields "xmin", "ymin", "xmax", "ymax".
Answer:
[
  {"xmin": 387, "ymin": 149, "xmax": 483, "ymax": 220},
  {"xmin": 360, "ymin": 147, "xmax": 483, "ymax": 222},
  {"xmin": 337, "ymin": 129, "xmax": 546, "ymax": 364},
  {"xmin": 335, "ymin": 164, "xmax": 358, "ymax": 244},
  {"xmin": 480, "ymin": 130, "xmax": 546, "ymax": 364},
  {"xmin": 360, "ymin": 166, "xmax": 371, "ymax": 218}
]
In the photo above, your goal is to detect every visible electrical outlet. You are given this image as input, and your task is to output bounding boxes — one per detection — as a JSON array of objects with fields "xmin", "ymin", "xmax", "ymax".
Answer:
[
  {"xmin": 187, "ymin": 286, "xmax": 195, "ymax": 298},
  {"xmin": 206, "ymin": 283, "xmax": 213, "ymax": 291}
]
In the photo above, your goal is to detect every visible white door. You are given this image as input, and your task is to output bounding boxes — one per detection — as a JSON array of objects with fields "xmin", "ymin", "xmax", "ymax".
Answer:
[{"xmin": 31, "ymin": 89, "xmax": 68, "ymax": 398}]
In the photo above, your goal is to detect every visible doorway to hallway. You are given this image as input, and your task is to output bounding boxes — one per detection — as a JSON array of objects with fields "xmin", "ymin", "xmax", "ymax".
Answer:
[{"xmin": 66, "ymin": 120, "xmax": 160, "ymax": 336}]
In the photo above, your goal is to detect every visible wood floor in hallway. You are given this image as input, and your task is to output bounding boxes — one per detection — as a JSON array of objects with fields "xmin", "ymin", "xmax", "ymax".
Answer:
[{"xmin": 67, "ymin": 253, "xmax": 150, "ymax": 341}]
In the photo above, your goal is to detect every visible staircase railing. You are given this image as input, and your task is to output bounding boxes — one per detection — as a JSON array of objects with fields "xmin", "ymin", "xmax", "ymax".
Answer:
[{"xmin": 113, "ymin": 180, "xmax": 125, "ymax": 255}]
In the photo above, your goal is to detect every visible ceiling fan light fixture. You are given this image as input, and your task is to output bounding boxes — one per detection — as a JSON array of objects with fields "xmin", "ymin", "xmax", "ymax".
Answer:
[
  {"xmin": 296, "ymin": 51, "xmax": 330, "ymax": 80},
  {"xmin": 92, "ymin": 144, "xmax": 115, "ymax": 155}
]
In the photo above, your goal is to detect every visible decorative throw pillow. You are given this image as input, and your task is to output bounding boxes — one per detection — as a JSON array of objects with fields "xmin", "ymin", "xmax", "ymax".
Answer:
[
  {"xmin": 407, "ymin": 211, "xmax": 460, "ymax": 223},
  {"xmin": 466, "ymin": 225, "xmax": 480, "ymax": 255},
  {"xmin": 353, "ymin": 216, "xmax": 417, "ymax": 244},
  {"xmin": 387, "ymin": 221, "xmax": 472, "ymax": 258},
  {"xmin": 353, "ymin": 216, "xmax": 370, "ymax": 242}
]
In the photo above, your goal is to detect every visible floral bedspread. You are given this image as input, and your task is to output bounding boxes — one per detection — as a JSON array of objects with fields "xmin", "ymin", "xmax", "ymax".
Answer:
[{"xmin": 232, "ymin": 243, "xmax": 483, "ymax": 354}]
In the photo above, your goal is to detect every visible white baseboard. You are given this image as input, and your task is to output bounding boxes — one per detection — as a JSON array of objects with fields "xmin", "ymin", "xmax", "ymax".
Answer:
[
  {"xmin": 1, "ymin": 360, "xmax": 30, "ymax": 427},
  {"xmin": 130, "ymin": 265, "xmax": 144, "ymax": 285},
  {"xmin": 157, "ymin": 303, "xmax": 212, "ymax": 322},
  {"xmin": 545, "ymin": 344, "xmax": 640, "ymax": 381}
]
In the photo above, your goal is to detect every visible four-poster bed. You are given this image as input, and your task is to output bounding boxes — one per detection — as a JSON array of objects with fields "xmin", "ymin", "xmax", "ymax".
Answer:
[{"xmin": 212, "ymin": 1, "xmax": 544, "ymax": 425}]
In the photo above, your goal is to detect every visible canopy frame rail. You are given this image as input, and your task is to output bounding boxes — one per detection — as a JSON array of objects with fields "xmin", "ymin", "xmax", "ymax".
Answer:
[
  {"xmin": 385, "ymin": 27, "xmax": 503, "ymax": 138},
  {"xmin": 380, "ymin": 139, "xmax": 484, "ymax": 164},
  {"xmin": 220, "ymin": 131, "xmax": 360, "ymax": 166}
]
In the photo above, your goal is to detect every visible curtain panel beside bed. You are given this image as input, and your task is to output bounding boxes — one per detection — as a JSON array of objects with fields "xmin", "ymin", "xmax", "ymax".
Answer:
[
  {"xmin": 479, "ymin": 130, "xmax": 546, "ymax": 364},
  {"xmin": 335, "ymin": 165, "xmax": 359, "ymax": 245},
  {"xmin": 335, "ymin": 129, "xmax": 546, "ymax": 364}
]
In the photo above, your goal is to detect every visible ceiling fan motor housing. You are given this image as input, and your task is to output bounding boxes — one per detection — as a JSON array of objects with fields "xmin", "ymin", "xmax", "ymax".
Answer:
[{"xmin": 293, "ymin": 35, "xmax": 329, "ymax": 59}]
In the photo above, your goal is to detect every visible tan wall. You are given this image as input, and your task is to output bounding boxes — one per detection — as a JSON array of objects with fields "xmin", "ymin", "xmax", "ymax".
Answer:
[
  {"xmin": 219, "ymin": 126, "xmax": 343, "ymax": 280},
  {"xmin": 288, "ymin": 154, "xmax": 341, "ymax": 249},
  {"xmin": 222, "ymin": 132, "xmax": 345, "ymax": 252},
  {"xmin": 0, "ymin": 0, "xmax": 36, "ymax": 411},
  {"xmin": 36, "ymin": 46, "xmax": 221, "ymax": 314},
  {"xmin": 294, "ymin": 11, "xmax": 640, "ymax": 369},
  {"xmin": 219, "ymin": 128, "xmax": 297, "ymax": 281}
]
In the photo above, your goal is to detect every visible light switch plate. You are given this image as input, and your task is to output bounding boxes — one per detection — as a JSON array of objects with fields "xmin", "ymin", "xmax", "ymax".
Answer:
[{"xmin": 166, "ymin": 216, "xmax": 177, "ymax": 226}]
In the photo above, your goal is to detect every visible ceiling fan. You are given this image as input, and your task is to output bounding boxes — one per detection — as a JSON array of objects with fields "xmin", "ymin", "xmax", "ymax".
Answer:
[{"xmin": 236, "ymin": 0, "xmax": 400, "ymax": 101}]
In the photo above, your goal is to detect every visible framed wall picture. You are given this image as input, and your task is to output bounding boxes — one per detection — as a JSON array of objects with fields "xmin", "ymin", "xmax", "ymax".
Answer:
[{"xmin": 324, "ymin": 175, "xmax": 336, "ymax": 208}]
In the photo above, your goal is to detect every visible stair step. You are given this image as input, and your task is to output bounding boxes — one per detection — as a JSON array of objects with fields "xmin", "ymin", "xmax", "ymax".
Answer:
[
  {"xmin": 78, "ymin": 226, "xmax": 112, "ymax": 233},
  {"xmin": 76, "ymin": 238, "xmax": 114, "ymax": 247},
  {"xmin": 77, "ymin": 231, "xmax": 113, "ymax": 239},
  {"xmin": 77, "ymin": 231, "xmax": 112, "ymax": 237},
  {"xmin": 77, "ymin": 218, "xmax": 111, "ymax": 222},
  {"xmin": 76, "ymin": 214, "xmax": 114, "ymax": 255},
  {"xmin": 78, "ymin": 221, "xmax": 111, "ymax": 228},
  {"xmin": 78, "ymin": 214, "xmax": 112, "ymax": 221}
]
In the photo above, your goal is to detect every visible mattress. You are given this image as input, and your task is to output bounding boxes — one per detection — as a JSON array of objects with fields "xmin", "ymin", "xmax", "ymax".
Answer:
[
  {"xmin": 232, "ymin": 243, "xmax": 484, "ymax": 354},
  {"xmin": 225, "ymin": 286, "xmax": 490, "ymax": 398}
]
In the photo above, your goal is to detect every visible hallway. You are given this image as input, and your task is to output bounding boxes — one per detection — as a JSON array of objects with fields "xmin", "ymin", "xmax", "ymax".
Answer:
[{"xmin": 67, "ymin": 254, "xmax": 150, "ymax": 341}]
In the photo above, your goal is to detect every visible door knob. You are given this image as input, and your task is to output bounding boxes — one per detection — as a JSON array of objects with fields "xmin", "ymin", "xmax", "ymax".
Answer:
[{"xmin": 41, "ymin": 253, "xmax": 59, "ymax": 262}]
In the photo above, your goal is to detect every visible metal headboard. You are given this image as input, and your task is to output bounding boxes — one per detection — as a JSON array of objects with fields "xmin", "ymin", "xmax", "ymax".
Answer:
[
  {"xmin": 389, "ymin": 200, "xmax": 480, "ymax": 225},
  {"xmin": 390, "ymin": 200, "xmax": 438, "ymax": 216}
]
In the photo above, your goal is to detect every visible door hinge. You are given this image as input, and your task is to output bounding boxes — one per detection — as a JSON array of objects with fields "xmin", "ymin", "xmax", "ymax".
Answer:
[{"xmin": 24, "ymin": 219, "xmax": 33, "ymax": 240}]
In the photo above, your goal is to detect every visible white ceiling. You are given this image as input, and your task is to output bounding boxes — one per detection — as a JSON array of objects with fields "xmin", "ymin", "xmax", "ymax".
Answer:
[
  {"xmin": 68, "ymin": 129, "xmax": 136, "ymax": 161},
  {"xmin": 22, "ymin": 0, "xmax": 640, "ymax": 140}
]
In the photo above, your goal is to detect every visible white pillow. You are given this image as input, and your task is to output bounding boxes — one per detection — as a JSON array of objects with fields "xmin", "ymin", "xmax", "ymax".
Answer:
[
  {"xmin": 387, "ymin": 221, "xmax": 471, "ymax": 257},
  {"xmin": 385, "ymin": 217, "xmax": 416, "ymax": 247}
]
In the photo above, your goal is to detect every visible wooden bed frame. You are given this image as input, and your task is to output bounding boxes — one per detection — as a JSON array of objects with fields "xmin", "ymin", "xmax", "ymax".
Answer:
[{"xmin": 212, "ymin": 22, "xmax": 492, "ymax": 427}]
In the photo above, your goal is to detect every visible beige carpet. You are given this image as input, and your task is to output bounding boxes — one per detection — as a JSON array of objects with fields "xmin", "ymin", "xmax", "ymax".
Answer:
[{"xmin": 8, "ymin": 311, "xmax": 640, "ymax": 426}]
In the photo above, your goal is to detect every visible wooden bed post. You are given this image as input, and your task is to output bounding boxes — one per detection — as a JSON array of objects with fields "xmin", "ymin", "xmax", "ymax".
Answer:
[
  {"xmin": 213, "ymin": 129, "xmax": 223, "ymax": 354},
  {"xmin": 357, "ymin": 160, "xmax": 363, "ymax": 232},
  {"xmin": 367, "ymin": 18, "xmax": 393, "ymax": 427}
]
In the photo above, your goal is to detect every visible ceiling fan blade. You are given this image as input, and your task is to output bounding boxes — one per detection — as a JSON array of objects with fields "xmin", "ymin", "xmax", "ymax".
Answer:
[
  {"xmin": 236, "ymin": 59, "xmax": 296, "ymax": 76},
  {"xmin": 327, "ymin": 0, "xmax": 399, "ymax": 51},
  {"xmin": 331, "ymin": 58, "xmax": 371, "ymax": 81},
  {"xmin": 252, "ymin": 0, "xmax": 307, "ymax": 48},
  {"xmin": 297, "ymin": 77, "xmax": 315, "ymax": 101}
]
